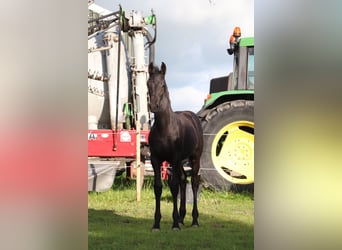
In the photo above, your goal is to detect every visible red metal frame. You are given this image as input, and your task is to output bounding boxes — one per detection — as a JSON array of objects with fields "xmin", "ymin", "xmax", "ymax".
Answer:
[
  {"xmin": 162, "ymin": 161, "xmax": 168, "ymax": 180},
  {"xmin": 88, "ymin": 129, "xmax": 149, "ymax": 157}
]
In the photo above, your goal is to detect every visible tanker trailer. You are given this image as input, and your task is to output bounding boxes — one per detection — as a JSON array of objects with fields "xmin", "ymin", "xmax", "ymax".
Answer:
[{"xmin": 88, "ymin": 3, "xmax": 156, "ymax": 191}]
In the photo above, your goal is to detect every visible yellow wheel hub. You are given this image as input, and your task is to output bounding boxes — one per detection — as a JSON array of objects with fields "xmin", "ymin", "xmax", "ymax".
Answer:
[{"xmin": 211, "ymin": 121, "xmax": 254, "ymax": 184}]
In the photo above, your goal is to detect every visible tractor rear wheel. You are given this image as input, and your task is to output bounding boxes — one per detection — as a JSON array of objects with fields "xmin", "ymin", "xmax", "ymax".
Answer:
[{"xmin": 200, "ymin": 100, "xmax": 254, "ymax": 192}]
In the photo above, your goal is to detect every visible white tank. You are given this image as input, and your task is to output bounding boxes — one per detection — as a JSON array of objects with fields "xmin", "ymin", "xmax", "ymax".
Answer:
[{"xmin": 88, "ymin": 25, "xmax": 130, "ymax": 130}]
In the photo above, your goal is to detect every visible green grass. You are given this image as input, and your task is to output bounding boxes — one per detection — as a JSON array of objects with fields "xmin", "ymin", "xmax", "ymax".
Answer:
[{"xmin": 88, "ymin": 176, "xmax": 254, "ymax": 250}]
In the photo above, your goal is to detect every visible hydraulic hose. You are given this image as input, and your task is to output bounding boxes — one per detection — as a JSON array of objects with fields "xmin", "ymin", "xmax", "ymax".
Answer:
[
  {"xmin": 144, "ymin": 12, "xmax": 156, "ymax": 64},
  {"xmin": 144, "ymin": 30, "xmax": 155, "ymax": 64}
]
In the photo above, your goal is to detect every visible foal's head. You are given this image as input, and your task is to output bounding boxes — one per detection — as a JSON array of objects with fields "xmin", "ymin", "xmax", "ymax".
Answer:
[{"xmin": 147, "ymin": 62, "xmax": 171, "ymax": 113}]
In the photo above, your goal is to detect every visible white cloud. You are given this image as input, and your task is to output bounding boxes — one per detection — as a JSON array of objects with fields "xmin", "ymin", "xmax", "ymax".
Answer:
[
  {"xmin": 94, "ymin": 0, "xmax": 254, "ymax": 111},
  {"xmin": 169, "ymin": 86, "xmax": 207, "ymax": 112},
  {"xmin": 179, "ymin": 43, "xmax": 203, "ymax": 63}
]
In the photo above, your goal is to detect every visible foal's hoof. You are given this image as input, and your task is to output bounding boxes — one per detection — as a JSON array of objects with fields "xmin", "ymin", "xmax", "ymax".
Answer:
[
  {"xmin": 152, "ymin": 228, "xmax": 160, "ymax": 232},
  {"xmin": 172, "ymin": 227, "xmax": 180, "ymax": 231},
  {"xmin": 191, "ymin": 222, "xmax": 199, "ymax": 228}
]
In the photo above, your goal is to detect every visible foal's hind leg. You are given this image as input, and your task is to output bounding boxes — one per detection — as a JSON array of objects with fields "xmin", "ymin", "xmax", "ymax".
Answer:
[
  {"xmin": 178, "ymin": 166, "xmax": 187, "ymax": 226},
  {"xmin": 190, "ymin": 157, "xmax": 201, "ymax": 227}
]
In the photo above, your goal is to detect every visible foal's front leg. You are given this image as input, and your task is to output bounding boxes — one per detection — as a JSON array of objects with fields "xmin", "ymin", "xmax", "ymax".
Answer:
[
  {"xmin": 169, "ymin": 166, "xmax": 181, "ymax": 230},
  {"xmin": 152, "ymin": 157, "xmax": 162, "ymax": 231}
]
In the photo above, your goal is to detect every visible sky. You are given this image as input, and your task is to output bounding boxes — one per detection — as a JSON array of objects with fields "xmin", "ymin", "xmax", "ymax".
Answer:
[{"xmin": 93, "ymin": 0, "xmax": 254, "ymax": 112}]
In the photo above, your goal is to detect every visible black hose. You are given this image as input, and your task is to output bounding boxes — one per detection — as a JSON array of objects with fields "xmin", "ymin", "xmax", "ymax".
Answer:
[
  {"xmin": 144, "ymin": 14, "xmax": 156, "ymax": 64},
  {"xmin": 144, "ymin": 30, "xmax": 155, "ymax": 64}
]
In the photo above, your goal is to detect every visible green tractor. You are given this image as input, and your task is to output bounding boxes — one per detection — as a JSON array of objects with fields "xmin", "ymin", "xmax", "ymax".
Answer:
[{"xmin": 198, "ymin": 27, "xmax": 254, "ymax": 191}]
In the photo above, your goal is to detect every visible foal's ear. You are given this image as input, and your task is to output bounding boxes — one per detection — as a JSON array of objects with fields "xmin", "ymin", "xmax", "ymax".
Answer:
[
  {"xmin": 161, "ymin": 62, "xmax": 166, "ymax": 75},
  {"xmin": 148, "ymin": 62, "xmax": 155, "ymax": 75}
]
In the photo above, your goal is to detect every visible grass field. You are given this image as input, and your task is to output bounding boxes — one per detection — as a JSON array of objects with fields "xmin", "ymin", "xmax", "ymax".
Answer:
[{"xmin": 88, "ymin": 176, "xmax": 254, "ymax": 250}]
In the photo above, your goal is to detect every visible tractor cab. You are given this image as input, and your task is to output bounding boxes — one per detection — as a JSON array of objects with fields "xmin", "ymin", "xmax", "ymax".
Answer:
[
  {"xmin": 227, "ymin": 27, "xmax": 254, "ymax": 91},
  {"xmin": 209, "ymin": 27, "xmax": 254, "ymax": 95}
]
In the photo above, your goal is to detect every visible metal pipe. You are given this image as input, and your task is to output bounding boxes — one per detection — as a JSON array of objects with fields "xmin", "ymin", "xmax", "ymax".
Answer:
[
  {"xmin": 88, "ymin": 11, "xmax": 120, "ymax": 23},
  {"xmin": 88, "ymin": 45, "xmax": 112, "ymax": 53},
  {"xmin": 114, "ymin": 6, "xmax": 122, "ymax": 150}
]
